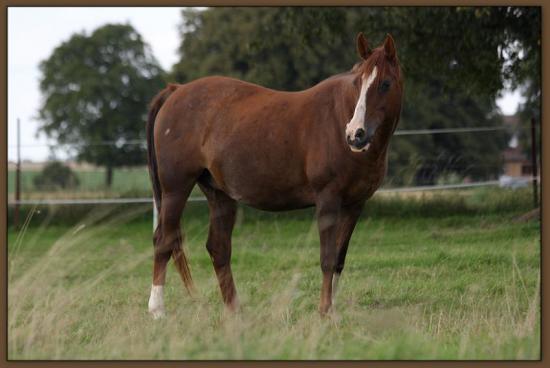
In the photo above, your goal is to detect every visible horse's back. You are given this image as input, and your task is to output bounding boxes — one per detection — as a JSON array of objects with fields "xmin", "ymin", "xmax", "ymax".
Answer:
[{"xmin": 173, "ymin": 76, "xmax": 279, "ymax": 106}]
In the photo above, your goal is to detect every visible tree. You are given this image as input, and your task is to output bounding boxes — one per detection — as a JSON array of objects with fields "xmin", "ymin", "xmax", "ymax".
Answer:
[
  {"xmin": 172, "ymin": 8, "xmax": 352, "ymax": 91},
  {"xmin": 33, "ymin": 161, "xmax": 80, "ymax": 190},
  {"xmin": 276, "ymin": 7, "xmax": 540, "ymax": 101},
  {"xmin": 172, "ymin": 7, "xmax": 539, "ymax": 185},
  {"xmin": 38, "ymin": 23, "xmax": 165, "ymax": 187}
]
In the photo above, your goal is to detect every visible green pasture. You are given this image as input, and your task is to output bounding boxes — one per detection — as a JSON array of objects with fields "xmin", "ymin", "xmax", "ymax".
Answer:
[{"xmin": 7, "ymin": 188, "xmax": 540, "ymax": 359}]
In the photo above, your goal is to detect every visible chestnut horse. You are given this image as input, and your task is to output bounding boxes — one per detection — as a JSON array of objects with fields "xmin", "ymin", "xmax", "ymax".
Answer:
[{"xmin": 146, "ymin": 33, "xmax": 403, "ymax": 318}]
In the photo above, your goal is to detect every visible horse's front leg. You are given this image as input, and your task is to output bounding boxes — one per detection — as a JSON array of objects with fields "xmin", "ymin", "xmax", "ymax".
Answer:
[
  {"xmin": 316, "ymin": 192, "xmax": 342, "ymax": 316},
  {"xmin": 332, "ymin": 203, "xmax": 364, "ymax": 308}
]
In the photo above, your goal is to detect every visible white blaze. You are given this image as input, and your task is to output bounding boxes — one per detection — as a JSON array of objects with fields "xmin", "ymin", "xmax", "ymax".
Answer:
[
  {"xmin": 148, "ymin": 284, "xmax": 165, "ymax": 319},
  {"xmin": 346, "ymin": 66, "xmax": 378, "ymax": 152}
]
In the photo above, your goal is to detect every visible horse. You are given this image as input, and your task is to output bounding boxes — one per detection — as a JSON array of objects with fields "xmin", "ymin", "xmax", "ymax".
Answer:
[{"xmin": 146, "ymin": 33, "xmax": 403, "ymax": 318}]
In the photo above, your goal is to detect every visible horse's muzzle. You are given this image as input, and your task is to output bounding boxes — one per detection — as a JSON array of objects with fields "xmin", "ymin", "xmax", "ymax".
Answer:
[{"xmin": 347, "ymin": 127, "xmax": 372, "ymax": 151}]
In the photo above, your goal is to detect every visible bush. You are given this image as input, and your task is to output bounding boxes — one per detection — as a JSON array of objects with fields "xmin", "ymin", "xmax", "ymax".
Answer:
[{"xmin": 33, "ymin": 161, "xmax": 80, "ymax": 190}]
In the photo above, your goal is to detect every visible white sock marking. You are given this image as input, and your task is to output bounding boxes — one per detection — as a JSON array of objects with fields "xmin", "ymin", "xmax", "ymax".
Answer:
[{"xmin": 148, "ymin": 284, "xmax": 165, "ymax": 319}]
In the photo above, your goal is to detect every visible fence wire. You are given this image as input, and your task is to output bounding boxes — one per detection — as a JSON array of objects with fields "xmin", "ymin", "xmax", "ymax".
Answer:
[
  {"xmin": 7, "ymin": 178, "xmax": 539, "ymax": 206},
  {"xmin": 7, "ymin": 124, "xmax": 537, "ymax": 208},
  {"xmin": 8, "ymin": 126, "xmax": 513, "ymax": 149}
]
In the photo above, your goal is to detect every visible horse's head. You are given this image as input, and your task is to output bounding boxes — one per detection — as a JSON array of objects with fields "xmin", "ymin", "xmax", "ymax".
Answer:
[{"xmin": 346, "ymin": 33, "xmax": 403, "ymax": 153}]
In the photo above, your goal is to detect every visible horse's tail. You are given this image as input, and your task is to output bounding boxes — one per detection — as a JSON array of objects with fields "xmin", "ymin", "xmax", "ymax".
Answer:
[
  {"xmin": 146, "ymin": 84, "xmax": 194, "ymax": 294},
  {"xmin": 146, "ymin": 84, "xmax": 178, "ymax": 213}
]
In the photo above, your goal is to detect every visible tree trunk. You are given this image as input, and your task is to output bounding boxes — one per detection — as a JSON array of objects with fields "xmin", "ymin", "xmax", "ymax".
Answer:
[{"xmin": 106, "ymin": 165, "xmax": 114, "ymax": 188}]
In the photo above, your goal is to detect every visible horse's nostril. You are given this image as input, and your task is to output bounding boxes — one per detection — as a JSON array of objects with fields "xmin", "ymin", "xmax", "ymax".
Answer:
[{"xmin": 355, "ymin": 129, "xmax": 365, "ymax": 139}]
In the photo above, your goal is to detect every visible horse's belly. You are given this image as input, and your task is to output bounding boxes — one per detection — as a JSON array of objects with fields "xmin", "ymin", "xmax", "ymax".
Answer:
[
  {"xmin": 239, "ymin": 190, "xmax": 315, "ymax": 211},
  {"xmin": 207, "ymin": 150, "xmax": 315, "ymax": 211},
  {"xmin": 219, "ymin": 173, "xmax": 315, "ymax": 211}
]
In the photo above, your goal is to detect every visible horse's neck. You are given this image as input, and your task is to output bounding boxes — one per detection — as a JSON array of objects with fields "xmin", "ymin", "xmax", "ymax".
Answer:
[{"xmin": 310, "ymin": 74, "xmax": 360, "ymax": 127}]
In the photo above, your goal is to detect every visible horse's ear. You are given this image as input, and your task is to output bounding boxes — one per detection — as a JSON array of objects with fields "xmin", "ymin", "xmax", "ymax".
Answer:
[
  {"xmin": 384, "ymin": 34, "xmax": 396, "ymax": 61},
  {"xmin": 356, "ymin": 32, "xmax": 372, "ymax": 60}
]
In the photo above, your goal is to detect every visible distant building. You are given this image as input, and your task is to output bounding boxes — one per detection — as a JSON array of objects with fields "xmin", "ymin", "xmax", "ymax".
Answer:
[
  {"xmin": 502, "ymin": 147, "xmax": 532, "ymax": 177},
  {"xmin": 501, "ymin": 115, "xmax": 532, "ymax": 177},
  {"xmin": 499, "ymin": 114, "xmax": 533, "ymax": 188}
]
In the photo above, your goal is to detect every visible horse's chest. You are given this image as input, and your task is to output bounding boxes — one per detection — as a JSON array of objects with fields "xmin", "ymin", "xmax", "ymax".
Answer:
[{"xmin": 341, "ymin": 162, "xmax": 386, "ymax": 204}]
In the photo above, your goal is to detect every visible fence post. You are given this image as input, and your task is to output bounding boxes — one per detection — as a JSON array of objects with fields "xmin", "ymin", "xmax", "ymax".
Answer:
[
  {"xmin": 14, "ymin": 118, "xmax": 21, "ymax": 230},
  {"xmin": 530, "ymin": 117, "xmax": 538, "ymax": 208}
]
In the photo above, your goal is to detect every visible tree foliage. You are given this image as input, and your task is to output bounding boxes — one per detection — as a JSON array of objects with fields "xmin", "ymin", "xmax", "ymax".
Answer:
[
  {"xmin": 38, "ymin": 24, "xmax": 165, "ymax": 186},
  {"xmin": 172, "ymin": 7, "xmax": 539, "ymax": 185},
  {"xmin": 33, "ymin": 161, "xmax": 80, "ymax": 190},
  {"xmin": 173, "ymin": 8, "xmax": 352, "ymax": 91}
]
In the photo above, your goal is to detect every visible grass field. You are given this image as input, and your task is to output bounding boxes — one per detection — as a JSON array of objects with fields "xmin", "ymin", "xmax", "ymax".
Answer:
[{"xmin": 7, "ymin": 188, "xmax": 540, "ymax": 360}]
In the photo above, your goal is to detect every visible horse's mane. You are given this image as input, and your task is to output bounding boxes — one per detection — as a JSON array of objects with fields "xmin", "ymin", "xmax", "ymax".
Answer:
[{"xmin": 318, "ymin": 47, "xmax": 402, "ymax": 91}]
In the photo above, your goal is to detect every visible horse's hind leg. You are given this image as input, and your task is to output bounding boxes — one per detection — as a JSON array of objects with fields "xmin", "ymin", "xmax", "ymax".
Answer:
[
  {"xmin": 199, "ymin": 182, "xmax": 239, "ymax": 311},
  {"xmin": 148, "ymin": 185, "xmax": 195, "ymax": 319},
  {"xmin": 149, "ymin": 224, "xmax": 170, "ymax": 319}
]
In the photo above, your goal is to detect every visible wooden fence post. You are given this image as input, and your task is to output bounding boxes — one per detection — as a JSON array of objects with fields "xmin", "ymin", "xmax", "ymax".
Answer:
[
  {"xmin": 14, "ymin": 118, "xmax": 21, "ymax": 229},
  {"xmin": 530, "ymin": 117, "xmax": 538, "ymax": 208}
]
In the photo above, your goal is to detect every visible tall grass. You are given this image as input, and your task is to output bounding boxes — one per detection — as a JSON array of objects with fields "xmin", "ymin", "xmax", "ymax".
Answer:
[{"xmin": 7, "ymin": 189, "xmax": 540, "ymax": 359}]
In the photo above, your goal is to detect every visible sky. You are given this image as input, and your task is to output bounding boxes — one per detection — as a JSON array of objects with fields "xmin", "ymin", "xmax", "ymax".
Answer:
[
  {"xmin": 7, "ymin": 7, "xmax": 524, "ymax": 162},
  {"xmin": 8, "ymin": 7, "xmax": 185, "ymax": 162}
]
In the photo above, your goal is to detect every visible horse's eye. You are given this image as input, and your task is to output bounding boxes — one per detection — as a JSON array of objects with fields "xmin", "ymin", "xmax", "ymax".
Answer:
[{"xmin": 379, "ymin": 80, "xmax": 391, "ymax": 93}]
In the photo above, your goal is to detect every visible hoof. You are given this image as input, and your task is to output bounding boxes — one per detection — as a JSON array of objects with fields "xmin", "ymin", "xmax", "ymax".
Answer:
[
  {"xmin": 319, "ymin": 304, "xmax": 334, "ymax": 318},
  {"xmin": 319, "ymin": 304, "xmax": 332, "ymax": 318},
  {"xmin": 229, "ymin": 298, "xmax": 240, "ymax": 312},
  {"xmin": 149, "ymin": 307, "xmax": 166, "ymax": 320},
  {"xmin": 224, "ymin": 297, "xmax": 240, "ymax": 314}
]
